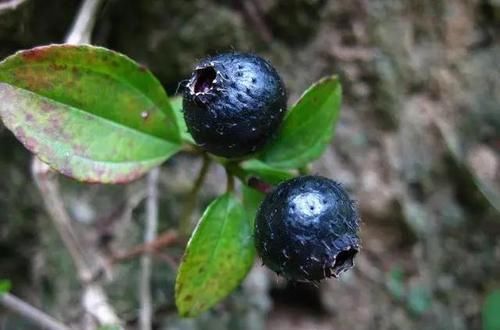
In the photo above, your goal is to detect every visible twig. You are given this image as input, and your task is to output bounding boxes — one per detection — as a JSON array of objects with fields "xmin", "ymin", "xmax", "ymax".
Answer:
[
  {"xmin": 66, "ymin": 0, "xmax": 104, "ymax": 45},
  {"xmin": 82, "ymin": 284, "xmax": 121, "ymax": 326},
  {"xmin": 139, "ymin": 167, "xmax": 160, "ymax": 330},
  {"xmin": 29, "ymin": 0, "xmax": 120, "ymax": 328},
  {"xmin": 32, "ymin": 161, "xmax": 93, "ymax": 282},
  {"xmin": 0, "ymin": 0, "xmax": 29, "ymax": 13},
  {"xmin": 0, "ymin": 293, "xmax": 70, "ymax": 330},
  {"xmin": 178, "ymin": 156, "xmax": 211, "ymax": 236},
  {"xmin": 225, "ymin": 163, "xmax": 274, "ymax": 194},
  {"xmin": 247, "ymin": 176, "xmax": 273, "ymax": 194},
  {"xmin": 226, "ymin": 170, "xmax": 235, "ymax": 193},
  {"xmin": 111, "ymin": 230, "xmax": 179, "ymax": 264},
  {"xmin": 87, "ymin": 230, "xmax": 180, "ymax": 285},
  {"xmin": 239, "ymin": 0, "xmax": 273, "ymax": 43},
  {"xmin": 32, "ymin": 160, "xmax": 121, "ymax": 326}
]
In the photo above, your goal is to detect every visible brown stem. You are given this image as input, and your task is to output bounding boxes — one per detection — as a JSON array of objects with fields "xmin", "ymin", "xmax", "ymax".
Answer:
[
  {"xmin": 226, "ymin": 170, "xmax": 235, "ymax": 193},
  {"xmin": 247, "ymin": 176, "xmax": 274, "ymax": 194},
  {"xmin": 225, "ymin": 162, "xmax": 274, "ymax": 194},
  {"xmin": 29, "ymin": 0, "xmax": 120, "ymax": 328},
  {"xmin": 178, "ymin": 156, "xmax": 211, "ymax": 236},
  {"xmin": 32, "ymin": 160, "xmax": 122, "ymax": 326},
  {"xmin": 239, "ymin": 0, "xmax": 273, "ymax": 43},
  {"xmin": 110, "ymin": 230, "xmax": 180, "ymax": 264}
]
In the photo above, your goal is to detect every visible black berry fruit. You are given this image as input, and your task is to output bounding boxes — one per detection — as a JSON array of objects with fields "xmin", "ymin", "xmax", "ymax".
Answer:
[
  {"xmin": 255, "ymin": 176, "xmax": 360, "ymax": 282},
  {"xmin": 183, "ymin": 52, "xmax": 287, "ymax": 158}
]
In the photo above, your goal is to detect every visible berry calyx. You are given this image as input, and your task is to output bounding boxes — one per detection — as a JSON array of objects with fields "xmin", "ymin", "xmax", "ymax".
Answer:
[
  {"xmin": 254, "ymin": 176, "xmax": 360, "ymax": 282},
  {"xmin": 183, "ymin": 52, "xmax": 287, "ymax": 158}
]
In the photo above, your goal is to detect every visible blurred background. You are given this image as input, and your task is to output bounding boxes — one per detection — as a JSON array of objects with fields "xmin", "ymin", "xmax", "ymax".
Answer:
[{"xmin": 0, "ymin": 0, "xmax": 499, "ymax": 329}]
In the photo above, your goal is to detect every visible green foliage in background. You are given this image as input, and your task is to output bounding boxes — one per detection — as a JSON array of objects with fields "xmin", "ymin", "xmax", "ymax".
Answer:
[
  {"xmin": 0, "ymin": 279, "xmax": 11, "ymax": 295},
  {"xmin": 483, "ymin": 290, "xmax": 500, "ymax": 330}
]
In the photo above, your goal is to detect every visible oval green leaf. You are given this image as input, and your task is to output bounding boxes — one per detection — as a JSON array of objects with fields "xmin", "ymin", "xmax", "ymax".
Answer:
[
  {"xmin": 175, "ymin": 193, "xmax": 255, "ymax": 317},
  {"xmin": 170, "ymin": 95, "xmax": 195, "ymax": 144},
  {"xmin": 0, "ymin": 44, "xmax": 181, "ymax": 183},
  {"xmin": 242, "ymin": 185, "xmax": 264, "ymax": 228},
  {"xmin": 259, "ymin": 76, "xmax": 342, "ymax": 169},
  {"xmin": 0, "ymin": 280, "xmax": 11, "ymax": 295},
  {"xmin": 483, "ymin": 290, "xmax": 500, "ymax": 330},
  {"xmin": 240, "ymin": 159, "xmax": 294, "ymax": 184}
]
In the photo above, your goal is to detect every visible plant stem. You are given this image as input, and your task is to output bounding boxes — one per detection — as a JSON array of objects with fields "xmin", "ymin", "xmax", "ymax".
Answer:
[
  {"xmin": 32, "ymin": 161, "xmax": 92, "ymax": 281},
  {"xmin": 226, "ymin": 170, "xmax": 235, "ymax": 193},
  {"xmin": 225, "ymin": 162, "xmax": 274, "ymax": 194},
  {"xmin": 0, "ymin": 0, "xmax": 29, "ymax": 13},
  {"xmin": 111, "ymin": 230, "xmax": 179, "ymax": 264},
  {"xmin": 298, "ymin": 165, "xmax": 310, "ymax": 175},
  {"xmin": 66, "ymin": 0, "xmax": 104, "ymax": 45},
  {"xmin": 247, "ymin": 176, "xmax": 273, "ymax": 194},
  {"xmin": 29, "ymin": 0, "xmax": 120, "ymax": 328},
  {"xmin": 32, "ymin": 160, "xmax": 122, "ymax": 327},
  {"xmin": 0, "ymin": 293, "xmax": 70, "ymax": 330},
  {"xmin": 178, "ymin": 156, "xmax": 211, "ymax": 236},
  {"xmin": 139, "ymin": 167, "xmax": 160, "ymax": 330}
]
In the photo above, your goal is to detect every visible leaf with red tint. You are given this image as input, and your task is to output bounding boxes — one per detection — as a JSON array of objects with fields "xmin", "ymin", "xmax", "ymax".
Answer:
[{"xmin": 0, "ymin": 44, "xmax": 181, "ymax": 183}]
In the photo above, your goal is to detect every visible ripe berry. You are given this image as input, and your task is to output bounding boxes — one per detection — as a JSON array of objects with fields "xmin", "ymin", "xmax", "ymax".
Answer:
[
  {"xmin": 183, "ymin": 52, "xmax": 287, "ymax": 158},
  {"xmin": 255, "ymin": 176, "xmax": 360, "ymax": 282}
]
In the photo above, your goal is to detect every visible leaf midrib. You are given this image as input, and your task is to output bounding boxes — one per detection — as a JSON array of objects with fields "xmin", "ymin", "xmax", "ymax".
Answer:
[
  {"xmin": 0, "ymin": 62, "xmax": 167, "ymax": 120},
  {"xmin": 195, "ymin": 196, "xmax": 233, "ymax": 286},
  {"xmin": 280, "ymin": 84, "xmax": 339, "ymax": 139},
  {"xmin": 1, "ymin": 82, "xmax": 176, "ymax": 147}
]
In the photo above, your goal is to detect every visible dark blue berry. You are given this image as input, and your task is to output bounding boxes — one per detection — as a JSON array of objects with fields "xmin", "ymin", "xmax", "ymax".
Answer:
[
  {"xmin": 183, "ymin": 53, "xmax": 287, "ymax": 158},
  {"xmin": 255, "ymin": 176, "xmax": 360, "ymax": 281}
]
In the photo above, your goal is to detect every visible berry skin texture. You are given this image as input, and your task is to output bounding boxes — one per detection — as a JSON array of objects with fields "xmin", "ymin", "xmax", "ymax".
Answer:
[
  {"xmin": 183, "ymin": 52, "xmax": 287, "ymax": 158},
  {"xmin": 255, "ymin": 176, "xmax": 360, "ymax": 282}
]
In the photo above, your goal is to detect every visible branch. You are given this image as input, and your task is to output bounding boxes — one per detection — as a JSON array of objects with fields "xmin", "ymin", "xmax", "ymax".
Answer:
[
  {"xmin": 226, "ymin": 169, "xmax": 235, "ymax": 193},
  {"xmin": 32, "ymin": 160, "xmax": 121, "ymax": 326},
  {"xmin": 247, "ymin": 176, "xmax": 273, "ymax": 194},
  {"xmin": 139, "ymin": 167, "xmax": 160, "ymax": 330},
  {"xmin": 28, "ymin": 0, "xmax": 121, "ymax": 327},
  {"xmin": 0, "ymin": 293, "xmax": 70, "ymax": 330},
  {"xmin": 239, "ymin": 0, "xmax": 272, "ymax": 43},
  {"xmin": 32, "ymin": 161, "xmax": 92, "ymax": 281},
  {"xmin": 0, "ymin": 0, "xmax": 29, "ymax": 13},
  {"xmin": 225, "ymin": 163, "xmax": 274, "ymax": 194},
  {"xmin": 178, "ymin": 156, "xmax": 211, "ymax": 236},
  {"xmin": 66, "ymin": 0, "xmax": 105, "ymax": 45},
  {"xmin": 111, "ymin": 230, "xmax": 179, "ymax": 264}
]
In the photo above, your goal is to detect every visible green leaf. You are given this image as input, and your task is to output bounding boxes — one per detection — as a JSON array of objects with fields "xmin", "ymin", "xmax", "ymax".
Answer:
[
  {"xmin": 0, "ymin": 44, "xmax": 181, "ymax": 183},
  {"xmin": 259, "ymin": 76, "xmax": 342, "ymax": 169},
  {"xmin": 386, "ymin": 267, "xmax": 405, "ymax": 300},
  {"xmin": 175, "ymin": 193, "xmax": 255, "ymax": 317},
  {"xmin": 98, "ymin": 326, "xmax": 122, "ymax": 330},
  {"xmin": 483, "ymin": 290, "xmax": 500, "ymax": 330},
  {"xmin": 170, "ymin": 95, "xmax": 195, "ymax": 144},
  {"xmin": 407, "ymin": 285, "xmax": 431, "ymax": 315},
  {"xmin": 0, "ymin": 279, "xmax": 11, "ymax": 294},
  {"xmin": 242, "ymin": 185, "xmax": 264, "ymax": 228},
  {"xmin": 240, "ymin": 159, "xmax": 294, "ymax": 184}
]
